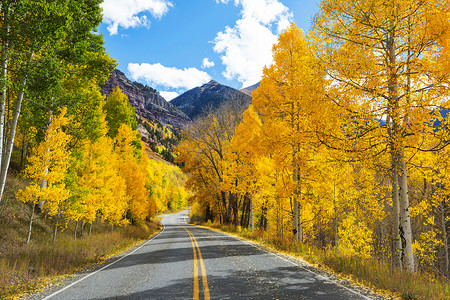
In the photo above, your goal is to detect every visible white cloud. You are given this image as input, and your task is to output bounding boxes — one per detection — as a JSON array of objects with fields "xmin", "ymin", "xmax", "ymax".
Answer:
[
  {"xmin": 202, "ymin": 58, "xmax": 215, "ymax": 69},
  {"xmin": 160, "ymin": 91, "xmax": 179, "ymax": 101},
  {"xmin": 128, "ymin": 63, "xmax": 212, "ymax": 90},
  {"xmin": 101, "ymin": 0, "xmax": 173, "ymax": 35},
  {"xmin": 214, "ymin": 0, "xmax": 293, "ymax": 87}
]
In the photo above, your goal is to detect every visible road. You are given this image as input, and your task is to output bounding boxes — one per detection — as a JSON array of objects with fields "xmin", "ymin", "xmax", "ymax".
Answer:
[{"xmin": 26, "ymin": 210, "xmax": 385, "ymax": 300}]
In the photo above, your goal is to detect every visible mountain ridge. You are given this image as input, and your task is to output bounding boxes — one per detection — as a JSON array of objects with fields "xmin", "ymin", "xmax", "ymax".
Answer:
[
  {"xmin": 100, "ymin": 69, "xmax": 191, "ymax": 129},
  {"xmin": 240, "ymin": 82, "xmax": 260, "ymax": 96},
  {"xmin": 171, "ymin": 80, "xmax": 252, "ymax": 120}
]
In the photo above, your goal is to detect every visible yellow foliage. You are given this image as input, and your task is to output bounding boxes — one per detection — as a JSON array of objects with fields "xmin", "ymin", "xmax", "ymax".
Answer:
[
  {"xmin": 338, "ymin": 215, "xmax": 373, "ymax": 259},
  {"xmin": 16, "ymin": 108, "xmax": 71, "ymax": 217}
]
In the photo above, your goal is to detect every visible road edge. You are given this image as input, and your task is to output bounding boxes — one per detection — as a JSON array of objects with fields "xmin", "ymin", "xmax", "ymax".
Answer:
[{"xmin": 191, "ymin": 224, "xmax": 396, "ymax": 300}]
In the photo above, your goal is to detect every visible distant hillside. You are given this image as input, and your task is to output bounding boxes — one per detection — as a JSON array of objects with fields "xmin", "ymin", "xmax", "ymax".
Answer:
[
  {"xmin": 171, "ymin": 80, "xmax": 252, "ymax": 120},
  {"xmin": 240, "ymin": 82, "xmax": 260, "ymax": 96},
  {"xmin": 100, "ymin": 69, "xmax": 191, "ymax": 129},
  {"xmin": 100, "ymin": 69, "xmax": 191, "ymax": 164}
]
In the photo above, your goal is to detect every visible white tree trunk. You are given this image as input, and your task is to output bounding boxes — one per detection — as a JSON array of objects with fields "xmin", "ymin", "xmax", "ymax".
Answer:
[
  {"xmin": 26, "ymin": 202, "xmax": 36, "ymax": 244},
  {"xmin": 292, "ymin": 167, "xmax": 298, "ymax": 241},
  {"xmin": 333, "ymin": 178, "xmax": 338, "ymax": 248},
  {"xmin": 440, "ymin": 200, "xmax": 449, "ymax": 277},
  {"xmin": 250, "ymin": 198, "xmax": 254, "ymax": 234},
  {"xmin": 292, "ymin": 167, "xmax": 302, "ymax": 242},
  {"xmin": 0, "ymin": 50, "xmax": 34, "ymax": 198},
  {"xmin": 398, "ymin": 152, "xmax": 414, "ymax": 272},
  {"xmin": 391, "ymin": 154, "xmax": 402, "ymax": 270},
  {"xmin": 0, "ymin": 8, "xmax": 9, "ymax": 204},
  {"xmin": 392, "ymin": 171, "xmax": 402, "ymax": 269}
]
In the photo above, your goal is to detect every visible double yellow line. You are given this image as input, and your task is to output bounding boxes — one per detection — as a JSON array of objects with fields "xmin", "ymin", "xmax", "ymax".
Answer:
[{"xmin": 178, "ymin": 222, "xmax": 210, "ymax": 300}]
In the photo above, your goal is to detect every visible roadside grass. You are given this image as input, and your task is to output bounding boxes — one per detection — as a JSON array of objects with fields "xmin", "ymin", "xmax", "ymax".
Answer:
[
  {"xmin": 203, "ymin": 223, "xmax": 449, "ymax": 300},
  {"xmin": 0, "ymin": 174, "xmax": 162, "ymax": 300},
  {"xmin": 0, "ymin": 221, "xmax": 160, "ymax": 299}
]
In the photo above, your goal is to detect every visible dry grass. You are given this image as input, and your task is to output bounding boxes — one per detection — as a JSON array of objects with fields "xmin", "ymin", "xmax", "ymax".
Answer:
[
  {"xmin": 209, "ymin": 224, "xmax": 449, "ymax": 300},
  {"xmin": 0, "ymin": 171, "xmax": 162, "ymax": 299},
  {"xmin": 0, "ymin": 222, "xmax": 160, "ymax": 299}
]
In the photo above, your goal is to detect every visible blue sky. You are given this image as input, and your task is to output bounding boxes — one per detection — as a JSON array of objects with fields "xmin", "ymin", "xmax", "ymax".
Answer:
[{"xmin": 98, "ymin": 0, "xmax": 321, "ymax": 101}]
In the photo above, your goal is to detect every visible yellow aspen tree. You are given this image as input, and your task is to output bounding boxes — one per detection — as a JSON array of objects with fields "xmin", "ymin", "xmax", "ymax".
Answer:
[
  {"xmin": 16, "ymin": 108, "xmax": 71, "ymax": 243},
  {"xmin": 114, "ymin": 124, "xmax": 152, "ymax": 223},
  {"xmin": 252, "ymin": 23, "xmax": 326, "ymax": 242},
  {"xmin": 225, "ymin": 104, "xmax": 263, "ymax": 232},
  {"xmin": 71, "ymin": 114, "xmax": 130, "ymax": 228},
  {"xmin": 147, "ymin": 160, "xmax": 167, "ymax": 212},
  {"xmin": 312, "ymin": 0, "xmax": 450, "ymax": 272},
  {"xmin": 408, "ymin": 130, "xmax": 450, "ymax": 276}
]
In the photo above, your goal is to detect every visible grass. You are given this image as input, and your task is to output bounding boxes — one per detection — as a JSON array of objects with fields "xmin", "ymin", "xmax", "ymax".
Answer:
[
  {"xmin": 0, "ymin": 221, "xmax": 160, "ymax": 299},
  {"xmin": 0, "ymin": 174, "xmax": 162, "ymax": 299},
  {"xmin": 202, "ymin": 223, "xmax": 449, "ymax": 300}
]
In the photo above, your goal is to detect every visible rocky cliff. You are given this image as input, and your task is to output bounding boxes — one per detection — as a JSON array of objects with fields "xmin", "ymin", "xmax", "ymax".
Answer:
[{"xmin": 100, "ymin": 69, "xmax": 191, "ymax": 129}]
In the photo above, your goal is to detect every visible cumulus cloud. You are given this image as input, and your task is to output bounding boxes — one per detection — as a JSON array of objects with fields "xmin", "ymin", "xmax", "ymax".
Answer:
[
  {"xmin": 202, "ymin": 58, "xmax": 215, "ymax": 69},
  {"xmin": 160, "ymin": 91, "xmax": 180, "ymax": 101},
  {"xmin": 214, "ymin": 0, "xmax": 292, "ymax": 87},
  {"xmin": 101, "ymin": 0, "xmax": 173, "ymax": 35},
  {"xmin": 128, "ymin": 63, "xmax": 212, "ymax": 90}
]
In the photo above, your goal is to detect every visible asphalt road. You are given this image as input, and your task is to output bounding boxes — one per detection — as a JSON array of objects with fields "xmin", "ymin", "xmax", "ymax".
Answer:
[{"xmin": 25, "ymin": 210, "xmax": 386, "ymax": 300}]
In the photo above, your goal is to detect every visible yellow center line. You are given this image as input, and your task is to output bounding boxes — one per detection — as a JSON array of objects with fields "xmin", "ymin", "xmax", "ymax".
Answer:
[
  {"xmin": 188, "ymin": 230, "xmax": 200, "ymax": 300},
  {"xmin": 185, "ymin": 227, "xmax": 210, "ymax": 300},
  {"xmin": 174, "ymin": 217, "xmax": 210, "ymax": 300},
  {"xmin": 172, "ymin": 216, "xmax": 200, "ymax": 299}
]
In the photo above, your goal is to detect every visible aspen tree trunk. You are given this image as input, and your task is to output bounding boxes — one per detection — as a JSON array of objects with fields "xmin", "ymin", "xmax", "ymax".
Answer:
[
  {"xmin": 277, "ymin": 201, "xmax": 281, "ymax": 237},
  {"xmin": 297, "ymin": 200, "xmax": 302, "ymax": 242},
  {"xmin": 292, "ymin": 167, "xmax": 301, "ymax": 242},
  {"xmin": 398, "ymin": 153, "xmax": 414, "ymax": 272},
  {"xmin": 399, "ymin": 13, "xmax": 414, "ymax": 273},
  {"xmin": 74, "ymin": 221, "xmax": 78, "ymax": 239},
  {"xmin": 26, "ymin": 202, "xmax": 36, "ymax": 244},
  {"xmin": 388, "ymin": 113, "xmax": 402, "ymax": 269},
  {"xmin": 89, "ymin": 222, "xmax": 93, "ymax": 236},
  {"xmin": 0, "ymin": 11, "xmax": 9, "ymax": 201},
  {"xmin": 333, "ymin": 179, "xmax": 338, "ymax": 248},
  {"xmin": 81, "ymin": 221, "xmax": 85, "ymax": 237},
  {"xmin": 39, "ymin": 111, "xmax": 52, "ymax": 208},
  {"xmin": 440, "ymin": 200, "xmax": 449, "ymax": 277},
  {"xmin": 387, "ymin": 17, "xmax": 414, "ymax": 272},
  {"xmin": 0, "ymin": 50, "xmax": 34, "ymax": 198},
  {"xmin": 391, "ymin": 167, "xmax": 402, "ymax": 269},
  {"xmin": 250, "ymin": 198, "xmax": 254, "ymax": 234},
  {"xmin": 240, "ymin": 196, "xmax": 246, "ymax": 227},
  {"xmin": 281, "ymin": 200, "xmax": 284, "ymax": 239},
  {"xmin": 53, "ymin": 219, "xmax": 58, "ymax": 243},
  {"xmin": 53, "ymin": 225, "xmax": 58, "ymax": 242}
]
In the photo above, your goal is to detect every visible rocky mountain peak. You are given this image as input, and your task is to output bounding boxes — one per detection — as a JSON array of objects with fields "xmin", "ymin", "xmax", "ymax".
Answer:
[
  {"xmin": 100, "ymin": 69, "xmax": 191, "ymax": 129},
  {"xmin": 171, "ymin": 80, "xmax": 252, "ymax": 120}
]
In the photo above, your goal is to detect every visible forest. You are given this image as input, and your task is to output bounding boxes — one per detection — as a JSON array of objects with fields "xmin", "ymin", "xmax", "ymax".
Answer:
[
  {"xmin": 0, "ymin": 0, "xmax": 188, "ymax": 240},
  {"xmin": 177, "ymin": 0, "xmax": 450, "ymax": 281},
  {"xmin": 0, "ymin": 1, "xmax": 188, "ymax": 296}
]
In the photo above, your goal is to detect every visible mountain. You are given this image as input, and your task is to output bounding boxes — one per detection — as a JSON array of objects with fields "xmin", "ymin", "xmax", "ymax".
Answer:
[
  {"xmin": 100, "ymin": 69, "xmax": 191, "ymax": 129},
  {"xmin": 240, "ymin": 82, "xmax": 260, "ymax": 96},
  {"xmin": 100, "ymin": 69, "xmax": 192, "ymax": 164},
  {"xmin": 171, "ymin": 80, "xmax": 252, "ymax": 120}
]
